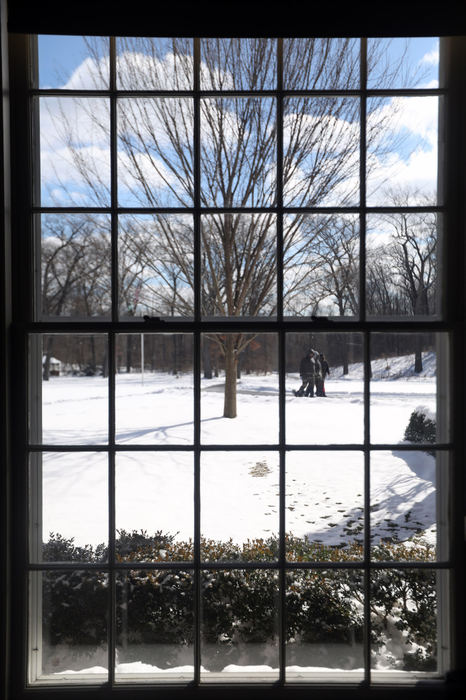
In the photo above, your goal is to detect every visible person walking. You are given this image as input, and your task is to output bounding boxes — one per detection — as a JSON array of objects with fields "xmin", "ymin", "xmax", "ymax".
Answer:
[
  {"xmin": 294, "ymin": 350, "xmax": 316, "ymax": 397},
  {"xmin": 314, "ymin": 350, "xmax": 323, "ymax": 396},
  {"xmin": 318, "ymin": 352, "xmax": 330, "ymax": 397}
]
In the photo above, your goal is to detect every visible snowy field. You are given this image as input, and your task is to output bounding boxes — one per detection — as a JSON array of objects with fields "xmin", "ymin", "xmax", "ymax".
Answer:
[
  {"xmin": 40, "ymin": 351, "xmax": 438, "ymax": 552},
  {"xmin": 37, "ymin": 351, "xmax": 441, "ymax": 680}
]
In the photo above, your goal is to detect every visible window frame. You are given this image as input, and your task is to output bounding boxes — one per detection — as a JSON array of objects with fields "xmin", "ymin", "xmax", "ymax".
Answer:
[{"xmin": 3, "ymin": 25, "xmax": 466, "ymax": 700}]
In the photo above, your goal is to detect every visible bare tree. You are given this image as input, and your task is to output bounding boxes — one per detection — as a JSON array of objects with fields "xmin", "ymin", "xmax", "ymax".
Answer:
[
  {"xmin": 380, "ymin": 189, "xmax": 437, "ymax": 371},
  {"xmin": 46, "ymin": 37, "xmax": 413, "ymax": 415}
]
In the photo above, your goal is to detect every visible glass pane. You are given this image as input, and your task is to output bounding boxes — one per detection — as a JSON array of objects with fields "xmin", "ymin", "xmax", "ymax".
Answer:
[
  {"xmin": 118, "ymin": 215, "xmax": 194, "ymax": 320},
  {"xmin": 31, "ymin": 334, "xmax": 108, "ymax": 445},
  {"xmin": 371, "ymin": 451, "xmax": 441, "ymax": 561},
  {"xmin": 32, "ymin": 452, "xmax": 108, "ymax": 563},
  {"xmin": 117, "ymin": 97, "xmax": 193, "ymax": 207},
  {"xmin": 115, "ymin": 453, "xmax": 193, "ymax": 560},
  {"xmin": 201, "ymin": 215, "xmax": 276, "ymax": 319},
  {"xmin": 283, "ymin": 97, "xmax": 359, "ymax": 207},
  {"xmin": 284, "ymin": 214, "xmax": 359, "ymax": 318},
  {"xmin": 200, "ymin": 97, "xmax": 276, "ymax": 207},
  {"xmin": 366, "ymin": 214, "xmax": 439, "ymax": 318},
  {"xmin": 39, "ymin": 97, "xmax": 110, "ymax": 207},
  {"xmin": 115, "ymin": 334, "xmax": 193, "ymax": 444},
  {"xmin": 116, "ymin": 570, "xmax": 194, "ymax": 681},
  {"xmin": 201, "ymin": 452, "xmax": 279, "ymax": 560},
  {"xmin": 201, "ymin": 333, "xmax": 278, "ymax": 443},
  {"xmin": 368, "ymin": 38, "xmax": 439, "ymax": 89},
  {"xmin": 39, "ymin": 214, "xmax": 111, "ymax": 319},
  {"xmin": 286, "ymin": 570, "xmax": 364, "ymax": 681},
  {"xmin": 370, "ymin": 333, "xmax": 442, "ymax": 443},
  {"xmin": 283, "ymin": 38, "xmax": 360, "ymax": 89},
  {"xmin": 286, "ymin": 452, "xmax": 364, "ymax": 561},
  {"xmin": 366, "ymin": 96, "xmax": 438, "ymax": 206},
  {"xmin": 371, "ymin": 569, "xmax": 440, "ymax": 674},
  {"xmin": 201, "ymin": 570, "xmax": 279, "ymax": 681},
  {"xmin": 38, "ymin": 35, "xmax": 109, "ymax": 89},
  {"xmin": 200, "ymin": 38, "xmax": 276, "ymax": 90},
  {"xmin": 30, "ymin": 571, "xmax": 108, "ymax": 680},
  {"xmin": 116, "ymin": 37, "xmax": 193, "ymax": 90},
  {"xmin": 286, "ymin": 333, "xmax": 364, "ymax": 444}
]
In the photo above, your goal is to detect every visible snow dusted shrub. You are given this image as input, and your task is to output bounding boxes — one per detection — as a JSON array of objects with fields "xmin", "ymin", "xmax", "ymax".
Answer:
[
  {"xmin": 42, "ymin": 532, "xmax": 106, "ymax": 562},
  {"xmin": 403, "ymin": 406, "xmax": 436, "ymax": 452},
  {"xmin": 116, "ymin": 569, "xmax": 194, "ymax": 646},
  {"xmin": 287, "ymin": 569, "xmax": 363, "ymax": 645},
  {"xmin": 42, "ymin": 569, "xmax": 108, "ymax": 647},
  {"xmin": 42, "ymin": 531, "xmax": 437, "ymax": 670},
  {"xmin": 370, "ymin": 567, "xmax": 437, "ymax": 671}
]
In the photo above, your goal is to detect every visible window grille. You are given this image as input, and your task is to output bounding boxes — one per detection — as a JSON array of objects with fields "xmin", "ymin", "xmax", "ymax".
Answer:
[{"xmin": 8, "ymin": 34, "xmax": 462, "ymax": 692}]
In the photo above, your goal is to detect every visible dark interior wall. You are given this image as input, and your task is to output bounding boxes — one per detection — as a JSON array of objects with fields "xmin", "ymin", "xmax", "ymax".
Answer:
[
  {"xmin": 1, "ymin": 2, "xmax": 466, "ymax": 699},
  {"xmin": 6, "ymin": 0, "xmax": 466, "ymax": 37}
]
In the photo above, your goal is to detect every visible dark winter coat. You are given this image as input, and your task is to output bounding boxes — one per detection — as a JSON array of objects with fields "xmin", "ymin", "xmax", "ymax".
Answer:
[
  {"xmin": 299, "ymin": 355, "xmax": 315, "ymax": 379},
  {"xmin": 320, "ymin": 357, "xmax": 330, "ymax": 377}
]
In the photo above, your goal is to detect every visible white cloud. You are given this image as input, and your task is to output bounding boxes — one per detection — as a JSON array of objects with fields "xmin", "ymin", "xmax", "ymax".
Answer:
[{"xmin": 420, "ymin": 46, "xmax": 439, "ymax": 66}]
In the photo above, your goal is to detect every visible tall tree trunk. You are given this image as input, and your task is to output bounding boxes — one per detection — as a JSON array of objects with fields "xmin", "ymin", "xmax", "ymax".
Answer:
[
  {"xmin": 126, "ymin": 335, "xmax": 133, "ymax": 373},
  {"xmin": 42, "ymin": 336, "xmax": 55, "ymax": 381},
  {"xmin": 223, "ymin": 336, "xmax": 238, "ymax": 418},
  {"xmin": 90, "ymin": 336, "xmax": 96, "ymax": 373},
  {"xmin": 172, "ymin": 334, "xmax": 178, "ymax": 375},
  {"xmin": 341, "ymin": 335, "xmax": 349, "ymax": 375},
  {"xmin": 203, "ymin": 338, "xmax": 212, "ymax": 379},
  {"xmin": 414, "ymin": 335, "xmax": 423, "ymax": 373}
]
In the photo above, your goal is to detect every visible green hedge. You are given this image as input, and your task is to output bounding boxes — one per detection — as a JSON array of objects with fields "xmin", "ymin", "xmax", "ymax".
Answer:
[{"xmin": 42, "ymin": 531, "xmax": 437, "ymax": 671}]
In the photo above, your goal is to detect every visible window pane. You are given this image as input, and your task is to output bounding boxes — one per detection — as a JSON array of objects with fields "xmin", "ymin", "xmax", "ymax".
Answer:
[
  {"xmin": 286, "ymin": 452, "xmax": 364, "ymax": 561},
  {"xmin": 31, "ymin": 334, "xmax": 108, "ymax": 445},
  {"xmin": 286, "ymin": 333, "xmax": 364, "ymax": 444},
  {"xmin": 39, "ymin": 214, "xmax": 111, "ymax": 319},
  {"xmin": 118, "ymin": 215, "xmax": 194, "ymax": 320},
  {"xmin": 286, "ymin": 570, "xmax": 364, "ymax": 681},
  {"xmin": 201, "ymin": 570, "xmax": 279, "ymax": 681},
  {"xmin": 283, "ymin": 38, "xmax": 360, "ymax": 90},
  {"xmin": 371, "ymin": 451, "xmax": 443, "ymax": 561},
  {"xmin": 366, "ymin": 96, "xmax": 438, "ymax": 206},
  {"xmin": 367, "ymin": 38, "xmax": 439, "ymax": 89},
  {"xmin": 115, "ymin": 453, "xmax": 193, "ymax": 559},
  {"xmin": 201, "ymin": 452, "xmax": 279, "ymax": 559},
  {"xmin": 117, "ymin": 98, "xmax": 193, "ymax": 207},
  {"xmin": 283, "ymin": 97, "xmax": 359, "ymax": 207},
  {"xmin": 284, "ymin": 214, "xmax": 359, "ymax": 318},
  {"xmin": 200, "ymin": 38, "xmax": 276, "ymax": 90},
  {"xmin": 370, "ymin": 333, "xmax": 444, "ymax": 443},
  {"xmin": 371, "ymin": 569, "xmax": 441, "ymax": 675},
  {"xmin": 201, "ymin": 215, "xmax": 276, "ymax": 319},
  {"xmin": 32, "ymin": 452, "xmax": 108, "ymax": 563},
  {"xmin": 116, "ymin": 37, "xmax": 193, "ymax": 90},
  {"xmin": 201, "ymin": 333, "xmax": 278, "ymax": 443},
  {"xmin": 38, "ymin": 35, "xmax": 109, "ymax": 90},
  {"xmin": 201, "ymin": 97, "xmax": 276, "ymax": 207},
  {"xmin": 39, "ymin": 97, "xmax": 110, "ymax": 207},
  {"xmin": 115, "ymin": 570, "xmax": 194, "ymax": 681},
  {"xmin": 29, "ymin": 571, "xmax": 108, "ymax": 681},
  {"xmin": 366, "ymin": 214, "xmax": 439, "ymax": 318},
  {"xmin": 115, "ymin": 334, "xmax": 193, "ymax": 444}
]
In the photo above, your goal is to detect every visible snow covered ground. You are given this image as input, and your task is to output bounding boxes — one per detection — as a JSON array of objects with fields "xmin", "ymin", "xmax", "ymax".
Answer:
[
  {"xmin": 37, "ymin": 351, "xmax": 441, "ymax": 680},
  {"xmin": 40, "ymin": 351, "xmax": 438, "ymax": 552}
]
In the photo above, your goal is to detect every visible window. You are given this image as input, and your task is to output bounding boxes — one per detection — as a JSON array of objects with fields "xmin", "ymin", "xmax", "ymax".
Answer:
[{"xmin": 3, "ymin": 23, "xmax": 466, "ymax": 700}]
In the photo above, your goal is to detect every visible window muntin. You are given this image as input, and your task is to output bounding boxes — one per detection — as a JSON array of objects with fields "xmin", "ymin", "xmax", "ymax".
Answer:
[{"xmin": 26, "ymin": 35, "xmax": 451, "ymax": 686}]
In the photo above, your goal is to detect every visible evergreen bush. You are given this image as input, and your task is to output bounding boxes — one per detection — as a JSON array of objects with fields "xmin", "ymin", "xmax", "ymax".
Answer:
[
  {"xmin": 42, "ymin": 531, "xmax": 437, "ymax": 671},
  {"xmin": 403, "ymin": 407, "xmax": 436, "ymax": 452}
]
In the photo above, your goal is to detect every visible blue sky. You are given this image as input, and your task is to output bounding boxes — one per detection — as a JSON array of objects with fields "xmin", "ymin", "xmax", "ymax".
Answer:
[
  {"xmin": 37, "ymin": 37, "xmax": 440, "ymax": 208},
  {"xmin": 38, "ymin": 36, "xmax": 439, "ymax": 89}
]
